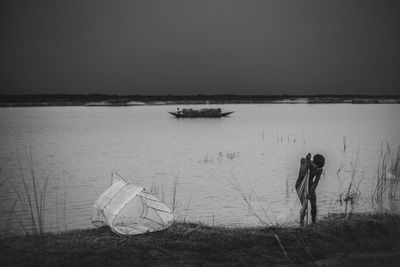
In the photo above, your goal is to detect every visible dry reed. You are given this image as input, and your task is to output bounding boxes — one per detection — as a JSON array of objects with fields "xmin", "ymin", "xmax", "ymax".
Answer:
[
  {"xmin": 372, "ymin": 143, "xmax": 400, "ymax": 210},
  {"xmin": 227, "ymin": 177, "xmax": 274, "ymax": 226},
  {"xmin": 6, "ymin": 144, "xmax": 52, "ymax": 265}
]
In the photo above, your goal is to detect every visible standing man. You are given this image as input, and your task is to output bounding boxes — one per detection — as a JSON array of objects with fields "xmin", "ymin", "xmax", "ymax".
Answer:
[{"xmin": 295, "ymin": 153, "xmax": 325, "ymax": 226}]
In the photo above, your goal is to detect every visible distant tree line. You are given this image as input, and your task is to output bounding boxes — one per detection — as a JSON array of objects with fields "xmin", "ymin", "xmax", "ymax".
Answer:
[{"xmin": 0, "ymin": 94, "xmax": 399, "ymax": 106}]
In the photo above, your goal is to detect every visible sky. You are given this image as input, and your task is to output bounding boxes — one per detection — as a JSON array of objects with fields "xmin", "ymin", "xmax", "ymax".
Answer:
[{"xmin": 1, "ymin": 0, "xmax": 399, "ymax": 95}]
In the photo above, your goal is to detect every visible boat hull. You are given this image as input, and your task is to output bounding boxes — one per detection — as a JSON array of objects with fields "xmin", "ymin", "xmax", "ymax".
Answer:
[{"xmin": 168, "ymin": 111, "xmax": 234, "ymax": 118}]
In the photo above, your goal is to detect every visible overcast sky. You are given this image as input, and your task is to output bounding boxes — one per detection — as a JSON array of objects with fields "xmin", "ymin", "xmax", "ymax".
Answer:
[{"xmin": 1, "ymin": 0, "xmax": 399, "ymax": 95}]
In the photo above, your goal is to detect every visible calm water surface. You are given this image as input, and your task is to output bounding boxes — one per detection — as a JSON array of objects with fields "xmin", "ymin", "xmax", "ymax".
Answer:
[{"xmin": 0, "ymin": 104, "xmax": 399, "ymax": 232}]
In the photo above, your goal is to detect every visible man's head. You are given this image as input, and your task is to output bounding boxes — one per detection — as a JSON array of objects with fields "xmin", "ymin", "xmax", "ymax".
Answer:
[{"xmin": 313, "ymin": 154, "xmax": 325, "ymax": 168}]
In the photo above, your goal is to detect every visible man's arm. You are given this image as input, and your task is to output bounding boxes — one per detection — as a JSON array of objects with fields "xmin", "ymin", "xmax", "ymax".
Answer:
[{"xmin": 309, "ymin": 168, "xmax": 323, "ymax": 195}]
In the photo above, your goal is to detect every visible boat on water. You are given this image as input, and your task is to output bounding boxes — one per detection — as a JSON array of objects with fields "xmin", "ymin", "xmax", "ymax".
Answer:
[{"xmin": 169, "ymin": 108, "xmax": 234, "ymax": 118}]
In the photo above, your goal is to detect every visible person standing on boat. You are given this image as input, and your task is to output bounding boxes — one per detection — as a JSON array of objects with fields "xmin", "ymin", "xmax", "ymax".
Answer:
[{"xmin": 295, "ymin": 153, "xmax": 325, "ymax": 226}]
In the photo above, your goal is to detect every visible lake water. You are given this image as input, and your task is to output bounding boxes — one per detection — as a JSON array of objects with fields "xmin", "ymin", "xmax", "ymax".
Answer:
[{"xmin": 0, "ymin": 104, "xmax": 399, "ymax": 233}]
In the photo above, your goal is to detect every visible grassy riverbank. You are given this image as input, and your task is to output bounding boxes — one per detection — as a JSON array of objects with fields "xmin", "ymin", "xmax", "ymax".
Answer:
[{"xmin": 1, "ymin": 213, "xmax": 400, "ymax": 266}]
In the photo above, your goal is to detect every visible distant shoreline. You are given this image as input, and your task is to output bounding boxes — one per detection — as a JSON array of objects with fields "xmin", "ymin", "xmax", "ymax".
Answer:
[{"xmin": 0, "ymin": 94, "xmax": 399, "ymax": 107}]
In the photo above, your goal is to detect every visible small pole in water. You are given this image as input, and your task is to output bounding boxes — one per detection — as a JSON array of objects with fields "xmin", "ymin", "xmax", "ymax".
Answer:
[
  {"xmin": 285, "ymin": 178, "xmax": 289, "ymax": 201},
  {"xmin": 343, "ymin": 136, "xmax": 347, "ymax": 152}
]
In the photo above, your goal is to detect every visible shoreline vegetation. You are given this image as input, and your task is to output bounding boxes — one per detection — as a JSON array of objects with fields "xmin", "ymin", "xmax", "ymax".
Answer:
[
  {"xmin": 0, "ymin": 94, "xmax": 400, "ymax": 107},
  {"xmin": 1, "ymin": 213, "xmax": 400, "ymax": 266}
]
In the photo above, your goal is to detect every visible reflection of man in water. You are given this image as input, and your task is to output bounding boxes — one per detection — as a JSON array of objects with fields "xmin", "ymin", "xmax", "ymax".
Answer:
[{"xmin": 295, "ymin": 153, "xmax": 325, "ymax": 226}]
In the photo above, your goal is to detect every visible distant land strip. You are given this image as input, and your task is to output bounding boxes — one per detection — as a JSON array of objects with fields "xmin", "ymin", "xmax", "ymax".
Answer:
[{"xmin": 0, "ymin": 94, "xmax": 399, "ymax": 107}]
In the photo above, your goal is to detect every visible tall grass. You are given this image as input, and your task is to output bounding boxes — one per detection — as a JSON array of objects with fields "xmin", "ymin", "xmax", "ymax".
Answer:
[
  {"xmin": 388, "ymin": 145, "xmax": 400, "ymax": 199},
  {"xmin": 274, "ymin": 234, "xmax": 295, "ymax": 267},
  {"xmin": 344, "ymin": 160, "xmax": 362, "ymax": 216},
  {"xmin": 6, "ymin": 145, "xmax": 51, "ymax": 265},
  {"xmin": 183, "ymin": 192, "xmax": 193, "ymax": 223},
  {"xmin": 62, "ymin": 175, "xmax": 67, "ymax": 231},
  {"xmin": 171, "ymin": 175, "xmax": 179, "ymax": 213},
  {"xmin": 332, "ymin": 148, "xmax": 365, "ymax": 218},
  {"xmin": 227, "ymin": 177, "xmax": 274, "ymax": 226},
  {"xmin": 2, "ymin": 199, "xmax": 18, "ymax": 234},
  {"xmin": 372, "ymin": 143, "xmax": 400, "ymax": 210},
  {"xmin": 149, "ymin": 175, "xmax": 184, "ymax": 216},
  {"xmin": 0, "ymin": 163, "xmax": 7, "ymax": 187},
  {"xmin": 373, "ymin": 143, "xmax": 389, "ymax": 207},
  {"xmin": 228, "ymin": 178, "xmax": 317, "ymax": 266}
]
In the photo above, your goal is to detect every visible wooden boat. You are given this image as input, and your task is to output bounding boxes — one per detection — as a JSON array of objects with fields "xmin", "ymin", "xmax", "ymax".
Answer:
[{"xmin": 168, "ymin": 108, "xmax": 234, "ymax": 118}]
